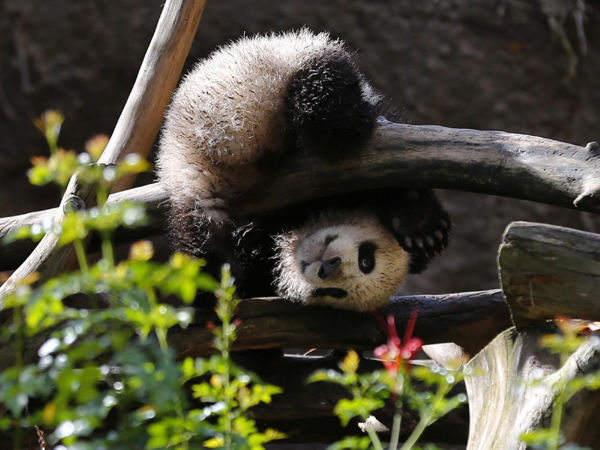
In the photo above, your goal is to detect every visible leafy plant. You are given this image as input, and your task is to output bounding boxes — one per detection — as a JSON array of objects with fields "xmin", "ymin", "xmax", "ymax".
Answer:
[
  {"xmin": 309, "ymin": 311, "xmax": 467, "ymax": 450},
  {"xmin": 0, "ymin": 111, "xmax": 282, "ymax": 450}
]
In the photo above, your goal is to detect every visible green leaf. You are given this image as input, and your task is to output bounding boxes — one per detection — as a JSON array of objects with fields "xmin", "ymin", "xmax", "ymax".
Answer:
[
  {"xmin": 204, "ymin": 435, "xmax": 225, "ymax": 448},
  {"xmin": 327, "ymin": 436, "xmax": 371, "ymax": 450},
  {"xmin": 340, "ymin": 350, "xmax": 360, "ymax": 374},
  {"xmin": 307, "ymin": 369, "xmax": 344, "ymax": 385},
  {"xmin": 334, "ymin": 397, "xmax": 384, "ymax": 426}
]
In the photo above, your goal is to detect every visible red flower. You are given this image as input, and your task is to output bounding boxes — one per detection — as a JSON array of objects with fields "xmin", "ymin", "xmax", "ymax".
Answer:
[{"xmin": 372, "ymin": 309, "xmax": 422, "ymax": 376}]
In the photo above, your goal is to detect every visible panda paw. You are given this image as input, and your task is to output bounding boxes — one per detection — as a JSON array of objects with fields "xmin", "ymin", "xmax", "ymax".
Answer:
[{"xmin": 387, "ymin": 189, "xmax": 452, "ymax": 265}]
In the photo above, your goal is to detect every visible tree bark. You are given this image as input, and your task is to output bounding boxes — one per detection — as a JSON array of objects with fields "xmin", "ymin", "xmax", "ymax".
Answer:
[{"xmin": 232, "ymin": 352, "xmax": 469, "ymax": 444}]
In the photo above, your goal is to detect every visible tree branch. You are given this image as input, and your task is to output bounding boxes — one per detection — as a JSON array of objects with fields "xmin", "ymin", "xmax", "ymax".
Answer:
[
  {"xmin": 236, "ymin": 122, "xmax": 600, "ymax": 214},
  {"xmin": 4, "ymin": 124, "xmax": 599, "ymax": 270}
]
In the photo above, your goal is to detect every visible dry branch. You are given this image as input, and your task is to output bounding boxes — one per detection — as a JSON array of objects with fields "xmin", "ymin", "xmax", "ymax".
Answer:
[
  {"xmin": 0, "ymin": 173, "xmax": 98, "ymax": 306},
  {"xmin": 0, "ymin": 183, "xmax": 167, "ymax": 271},
  {"xmin": 499, "ymin": 221, "xmax": 600, "ymax": 327},
  {"xmin": 0, "ymin": 0, "xmax": 205, "ymax": 303},
  {"xmin": 97, "ymin": 0, "xmax": 206, "ymax": 192},
  {"xmin": 0, "ymin": 290, "xmax": 510, "ymax": 373}
]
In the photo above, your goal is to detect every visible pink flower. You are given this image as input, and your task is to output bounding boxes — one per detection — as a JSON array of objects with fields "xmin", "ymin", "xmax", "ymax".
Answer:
[{"xmin": 373, "ymin": 309, "xmax": 422, "ymax": 376}]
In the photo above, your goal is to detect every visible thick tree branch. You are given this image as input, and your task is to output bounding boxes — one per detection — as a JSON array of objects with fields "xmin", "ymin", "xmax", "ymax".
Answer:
[
  {"xmin": 97, "ymin": 0, "xmax": 206, "ymax": 192},
  {"xmin": 237, "ymin": 122, "xmax": 600, "ymax": 214},
  {"xmin": 230, "ymin": 353, "xmax": 469, "ymax": 444},
  {"xmin": 3, "ymin": 124, "xmax": 600, "ymax": 269},
  {"xmin": 0, "ymin": 290, "xmax": 510, "ymax": 374}
]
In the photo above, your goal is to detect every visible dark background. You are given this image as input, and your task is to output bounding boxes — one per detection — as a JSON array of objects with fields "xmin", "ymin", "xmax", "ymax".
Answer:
[{"xmin": 1, "ymin": 0, "xmax": 599, "ymax": 295}]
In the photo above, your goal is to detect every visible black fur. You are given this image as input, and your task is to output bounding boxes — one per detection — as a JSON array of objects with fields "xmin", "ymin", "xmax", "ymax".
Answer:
[{"xmin": 287, "ymin": 53, "xmax": 378, "ymax": 153}]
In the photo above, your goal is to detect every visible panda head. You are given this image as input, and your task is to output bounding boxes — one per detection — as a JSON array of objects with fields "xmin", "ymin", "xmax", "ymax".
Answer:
[{"xmin": 274, "ymin": 209, "xmax": 411, "ymax": 311}]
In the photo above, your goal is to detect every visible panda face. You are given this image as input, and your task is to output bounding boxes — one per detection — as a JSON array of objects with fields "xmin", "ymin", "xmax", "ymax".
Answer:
[{"xmin": 274, "ymin": 210, "xmax": 411, "ymax": 311}]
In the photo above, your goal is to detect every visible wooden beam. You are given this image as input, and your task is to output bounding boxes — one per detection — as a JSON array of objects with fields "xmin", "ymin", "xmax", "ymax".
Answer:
[
  {"xmin": 3, "ymin": 123, "xmax": 600, "ymax": 270},
  {"xmin": 232, "ymin": 352, "xmax": 469, "ymax": 444},
  {"xmin": 236, "ymin": 123, "xmax": 600, "ymax": 215}
]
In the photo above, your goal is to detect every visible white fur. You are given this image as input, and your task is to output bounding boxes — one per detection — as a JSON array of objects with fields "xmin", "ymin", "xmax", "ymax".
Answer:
[
  {"xmin": 275, "ymin": 209, "xmax": 411, "ymax": 311},
  {"xmin": 156, "ymin": 29, "xmax": 379, "ymax": 214}
]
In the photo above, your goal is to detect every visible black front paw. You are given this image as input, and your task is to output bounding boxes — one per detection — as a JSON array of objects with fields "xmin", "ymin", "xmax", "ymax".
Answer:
[{"xmin": 385, "ymin": 189, "xmax": 452, "ymax": 274}]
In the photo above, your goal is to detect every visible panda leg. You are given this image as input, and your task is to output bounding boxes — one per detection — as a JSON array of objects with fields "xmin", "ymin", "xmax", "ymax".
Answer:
[
  {"xmin": 382, "ymin": 189, "xmax": 452, "ymax": 274},
  {"xmin": 286, "ymin": 54, "xmax": 378, "ymax": 154},
  {"xmin": 166, "ymin": 203, "xmax": 243, "ymax": 282}
]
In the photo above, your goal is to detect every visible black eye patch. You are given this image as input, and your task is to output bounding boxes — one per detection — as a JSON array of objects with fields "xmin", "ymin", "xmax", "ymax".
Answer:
[
  {"xmin": 324, "ymin": 234, "xmax": 339, "ymax": 246},
  {"xmin": 358, "ymin": 241, "xmax": 377, "ymax": 274}
]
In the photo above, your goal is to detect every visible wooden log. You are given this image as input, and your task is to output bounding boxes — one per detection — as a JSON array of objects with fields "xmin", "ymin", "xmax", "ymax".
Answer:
[
  {"xmin": 499, "ymin": 221, "xmax": 600, "ymax": 327},
  {"xmin": 0, "ymin": 290, "xmax": 510, "ymax": 369},
  {"xmin": 0, "ymin": 173, "xmax": 97, "ymax": 307},
  {"xmin": 464, "ymin": 324, "xmax": 600, "ymax": 450},
  {"xmin": 170, "ymin": 290, "xmax": 510, "ymax": 359},
  {"xmin": 236, "ymin": 122, "xmax": 600, "ymax": 215},
  {"xmin": 97, "ymin": 0, "xmax": 206, "ymax": 193}
]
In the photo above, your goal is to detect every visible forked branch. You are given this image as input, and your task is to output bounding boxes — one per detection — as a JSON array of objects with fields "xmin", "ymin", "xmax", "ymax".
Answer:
[{"xmin": 0, "ymin": 0, "xmax": 206, "ymax": 303}]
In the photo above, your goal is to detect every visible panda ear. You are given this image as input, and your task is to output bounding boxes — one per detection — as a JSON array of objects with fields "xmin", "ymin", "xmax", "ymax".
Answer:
[{"xmin": 378, "ymin": 189, "xmax": 452, "ymax": 274}]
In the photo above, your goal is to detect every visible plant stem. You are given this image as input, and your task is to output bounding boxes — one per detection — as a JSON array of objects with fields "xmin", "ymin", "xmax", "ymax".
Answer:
[
  {"xmin": 101, "ymin": 233, "xmax": 115, "ymax": 270},
  {"xmin": 389, "ymin": 401, "xmax": 403, "ymax": 450},
  {"xmin": 366, "ymin": 425, "xmax": 384, "ymax": 450},
  {"xmin": 13, "ymin": 303, "xmax": 24, "ymax": 450},
  {"xmin": 548, "ymin": 349, "xmax": 569, "ymax": 450},
  {"xmin": 216, "ymin": 268, "xmax": 234, "ymax": 449},
  {"xmin": 389, "ymin": 369, "xmax": 405, "ymax": 450},
  {"xmin": 399, "ymin": 381, "xmax": 450, "ymax": 450},
  {"xmin": 73, "ymin": 238, "xmax": 89, "ymax": 274},
  {"xmin": 549, "ymin": 391, "xmax": 564, "ymax": 450}
]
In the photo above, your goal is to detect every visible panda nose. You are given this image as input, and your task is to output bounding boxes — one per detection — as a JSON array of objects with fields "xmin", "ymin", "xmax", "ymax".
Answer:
[{"xmin": 318, "ymin": 257, "xmax": 342, "ymax": 280}]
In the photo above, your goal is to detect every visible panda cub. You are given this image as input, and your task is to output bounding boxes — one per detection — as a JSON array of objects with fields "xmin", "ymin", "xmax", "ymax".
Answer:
[{"xmin": 156, "ymin": 29, "xmax": 451, "ymax": 311}]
